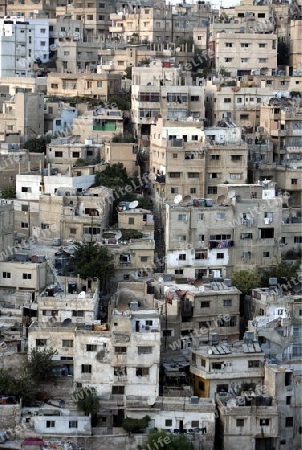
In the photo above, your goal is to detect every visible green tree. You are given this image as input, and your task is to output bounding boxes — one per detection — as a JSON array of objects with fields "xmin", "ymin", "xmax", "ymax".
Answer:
[
  {"xmin": 231, "ymin": 269, "xmax": 261, "ymax": 296},
  {"xmin": 122, "ymin": 415, "xmax": 151, "ymax": 434},
  {"xmin": 259, "ymin": 260, "xmax": 300, "ymax": 288},
  {"xmin": 27, "ymin": 348, "xmax": 57, "ymax": 383},
  {"xmin": 73, "ymin": 242, "xmax": 115, "ymax": 291},
  {"xmin": 74, "ymin": 386, "xmax": 99, "ymax": 425},
  {"xmin": 0, "ymin": 369, "xmax": 35, "ymax": 406},
  {"xmin": 125, "ymin": 66, "xmax": 132, "ymax": 79},
  {"xmin": 24, "ymin": 135, "xmax": 51, "ymax": 153},
  {"xmin": 1, "ymin": 186, "xmax": 16, "ymax": 199},
  {"xmin": 94, "ymin": 163, "xmax": 133, "ymax": 190},
  {"xmin": 145, "ymin": 430, "xmax": 193, "ymax": 449}
]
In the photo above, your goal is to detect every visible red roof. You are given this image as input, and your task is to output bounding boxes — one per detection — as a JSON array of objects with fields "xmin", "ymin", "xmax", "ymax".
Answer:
[{"xmin": 21, "ymin": 438, "xmax": 44, "ymax": 447}]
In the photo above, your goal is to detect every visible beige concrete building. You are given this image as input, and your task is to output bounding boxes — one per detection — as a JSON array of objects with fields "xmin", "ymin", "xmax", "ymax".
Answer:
[
  {"xmin": 0, "ymin": 77, "xmax": 47, "ymax": 95},
  {"xmin": 6, "ymin": 0, "xmax": 62, "ymax": 19},
  {"xmin": 72, "ymin": 107, "xmax": 124, "ymax": 143},
  {"xmin": 46, "ymin": 138, "xmax": 102, "ymax": 169},
  {"xmin": 0, "ymin": 200, "xmax": 14, "ymax": 262},
  {"xmin": 0, "ymin": 146, "xmax": 44, "ymax": 191},
  {"xmin": 164, "ymin": 182, "xmax": 283, "ymax": 279},
  {"xmin": 150, "ymin": 117, "xmax": 248, "ymax": 208},
  {"xmin": 215, "ymin": 32, "xmax": 277, "ymax": 78},
  {"xmin": 103, "ymin": 142, "xmax": 139, "ymax": 178},
  {"xmin": 56, "ymin": 40, "xmax": 100, "ymax": 74},
  {"xmin": 0, "ymin": 256, "xmax": 49, "ymax": 293},
  {"xmin": 0, "ymin": 92, "xmax": 44, "ymax": 142},
  {"xmin": 191, "ymin": 333, "xmax": 265, "ymax": 398},
  {"xmin": 47, "ymin": 72, "xmax": 122, "ymax": 100},
  {"xmin": 216, "ymin": 391, "xmax": 278, "ymax": 450},
  {"xmin": 290, "ymin": 19, "xmax": 302, "ymax": 74}
]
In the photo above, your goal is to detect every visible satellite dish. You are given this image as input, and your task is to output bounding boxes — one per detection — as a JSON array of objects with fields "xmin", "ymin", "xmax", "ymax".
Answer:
[
  {"xmin": 174, "ymin": 195, "xmax": 183, "ymax": 204},
  {"xmin": 208, "ymin": 349, "xmax": 213, "ymax": 355},
  {"xmin": 183, "ymin": 195, "xmax": 191, "ymax": 202},
  {"xmin": 115, "ymin": 230, "xmax": 122, "ymax": 241},
  {"xmin": 129, "ymin": 200, "xmax": 139, "ymax": 209},
  {"xmin": 158, "ymin": 277, "xmax": 163, "ymax": 283}
]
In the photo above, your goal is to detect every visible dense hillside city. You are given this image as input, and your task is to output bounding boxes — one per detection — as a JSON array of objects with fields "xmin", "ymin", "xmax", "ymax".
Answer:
[{"xmin": 0, "ymin": 1, "xmax": 301, "ymax": 449}]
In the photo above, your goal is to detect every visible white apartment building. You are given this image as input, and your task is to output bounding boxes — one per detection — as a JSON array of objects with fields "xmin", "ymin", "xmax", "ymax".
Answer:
[{"xmin": 0, "ymin": 16, "xmax": 49, "ymax": 77}]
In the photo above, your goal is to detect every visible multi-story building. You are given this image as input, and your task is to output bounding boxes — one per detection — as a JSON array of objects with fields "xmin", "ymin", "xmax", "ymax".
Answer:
[
  {"xmin": 0, "ymin": 200, "xmax": 14, "ymax": 261},
  {"xmin": 215, "ymin": 391, "xmax": 279, "ymax": 450},
  {"xmin": 56, "ymin": 40, "xmax": 100, "ymax": 74},
  {"xmin": 290, "ymin": 19, "xmax": 302, "ymax": 75},
  {"xmin": 102, "ymin": 142, "xmax": 139, "ymax": 178},
  {"xmin": 0, "ymin": 16, "xmax": 49, "ymax": 77},
  {"xmin": 131, "ymin": 64, "xmax": 204, "ymax": 139},
  {"xmin": 6, "ymin": 0, "xmax": 61, "ymax": 19},
  {"xmin": 214, "ymin": 32, "xmax": 277, "ymax": 78},
  {"xmin": 47, "ymin": 72, "xmax": 121, "ymax": 100},
  {"xmin": 46, "ymin": 138, "xmax": 102, "ymax": 169},
  {"xmin": 0, "ymin": 92, "xmax": 44, "ymax": 142},
  {"xmin": 265, "ymin": 363, "xmax": 302, "ymax": 450},
  {"xmin": 190, "ymin": 331, "xmax": 265, "ymax": 398},
  {"xmin": 164, "ymin": 182, "xmax": 283, "ymax": 279},
  {"xmin": 72, "ymin": 107, "xmax": 124, "ymax": 143}
]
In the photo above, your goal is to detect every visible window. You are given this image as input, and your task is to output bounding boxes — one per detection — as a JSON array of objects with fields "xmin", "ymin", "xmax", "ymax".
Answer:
[
  {"xmin": 112, "ymin": 386, "xmax": 124, "ymax": 394},
  {"xmin": 86, "ymin": 344, "xmax": 97, "ymax": 351},
  {"xmin": 188, "ymin": 172, "xmax": 199, "ymax": 178},
  {"xmin": 169, "ymin": 172, "xmax": 181, "ymax": 178},
  {"xmin": 211, "ymin": 155, "xmax": 220, "ymax": 160},
  {"xmin": 2, "ymin": 272, "xmax": 11, "ymax": 279},
  {"xmin": 195, "ymin": 251, "xmax": 208, "ymax": 260},
  {"xmin": 175, "ymin": 269, "xmax": 183, "ymax": 275},
  {"xmin": 178, "ymin": 214, "xmax": 187, "ymax": 221},
  {"xmin": 46, "ymin": 421, "xmax": 55, "ymax": 428},
  {"xmin": 114, "ymin": 347, "xmax": 127, "ymax": 354},
  {"xmin": 259, "ymin": 58, "xmax": 267, "ymax": 63},
  {"xmin": 259, "ymin": 228, "xmax": 274, "ymax": 239},
  {"xmin": 55, "ymin": 151, "xmax": 63, "ymax": 157},
  {"xmin": 179, "ymin": 254, "xmax": 186, "ymax": 261},
  {"xmin": 200, "ymin": 301, "xmax": 210, "ymax": 308},
  {"xmin": 217, "ymin": 253, "xmax": 224, "ymax": 259},
  {"xmin": 231, "ymin": 155, "xmax": 242, "ymax": 161},
  {"xmin": 259, "ymin": 43, "xmax": 266, "ymax": 48},
  {"xmin": 237, "ymin": 97, "xmax": 243, "ymax": 103},
  {"xmin": 41, "ymin": 223, "xmax": 49, "ymax": 230},
  {"xmin": 248, "ymin": 360, "xmax": 261, "ymax": 368},
  {"xmin": 81, "ymin": 364, "xmax": 92, "ymax": 373},
  {"xmin": 165, "ymin": 419, "xmax": 172, "ymax": 426},
  {"xmin": 225, "ymin": 57, "xmax": 233, "ymax": 62},
  {"xmin": 216, "ymin": 213, "xmax": 225, "ymax": 220},
  {"xmin": 70, "ymin": 228, "xmax": 77, "ymax": 235},
  {"xmin": 21, "ymin": 187, "xmax": 31, "ymax": 193},
  {"xmin": 224, "ymin": 98, "xmax": 231, "ymax": 103},
  {"xmin": 191, "ymin": 421, "xmax": 199, "ymax": 428},
  {"xmin": 223, "ymin": 300, "xmax": 232, "ymax": 307},
  {"xmin": 72, "ymin": 310, "xmax": 84, "ymax": 317},
  {"xmin": 240, "ymin": 233, "xmax": 253, "ymax": 239},
  {"xmin": 138, "ymin": 347, "xmax": 152, "ymax": 355},
  {"xmin": 36, "ymin": 339, "xmax": 47, "ymax": 347},
  {"xmin": 294, "ymin": 236, "xmax": 302, "ymax": 243},
  {"xmin": 190, "ymin": 188, "xmax": 196, "ymax": 194},
  {"xmin": 208, "ymin": 186, "xmax": 217, "ymax": 194},
  {"xmin": 172, "ymin": 153, "xmax": 178, "ymax": 159},
  {"xmin": 171, "ymin": 188, "xmax": 179, "ymax": 194},
  {"xmin": 209, "ymin": 172, "xmax": 218, "ymax": 178},
  {"xmin": 286, "ymin": 396, "xmax": 291, "ymax": 405},
  {"xmin": 22, "ymin": 273, "xmax": 32, "ymax": 279},
  {"xmin": 263, "ymin": 252, "xmax": 270, "ymax": 258},
  {"xmin": 199, "ymin": 380, "xmax": 205, "ymax": 390},
  {"xmin": 128, "ymin": 217, "xmax": 134, "ymax": 225},
  {"xmin": 162, "ymin": 330, "xmax": 172, "ymax": 337},
  {"xmin": 285, "ymin": 417, "xmax": 293, "ymax": 427},
  {"xmin": 260, "ymin": 419, "xmax": 269, "ymax": 426},
  {"xmin": 291, "ymin": 179, "xmax": 298, "ymax": 185},
  {"xmin": 62, "ymin": 340, "xmax": 73, "ymax": 348},
  {"xmin": 241, "ymin": 58, "xmax": 249, "ymax": 63},
  {"xmin": 97, "ymin": 81, "xmax": 102, "ymax": 88},
  {"xmin": 21, "ymin": 204, "xmax": 29, "ymax": 212},
  {"xmin": 236, "ymin": 419, "xmax": 244, "ymax": 427},
  {"xmin": 225, "ymin": 43, "xmax": 233, "ymax": 47},
  {"xmin": 136, "ymin": 367, "xmax": 149, "ymax": 376},
  {"xmin": 191, "ymin": 96, "xmax": 199, "ymax": 101},
  {"xmin": 69, "ymin": 421, "xmax": 78, "ymax": 428},
  {"xmin": 230, "ymin": 173, "xmax": 241, "ymax": 179},
  {"xmin": 177, "ymin": 235, "xmax": 186, "ymax": 242}
]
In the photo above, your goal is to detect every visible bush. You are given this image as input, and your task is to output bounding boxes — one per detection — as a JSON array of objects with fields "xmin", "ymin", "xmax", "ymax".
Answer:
[{"xmin": 122, "ymin": 415, "xmax": 151, "ymax": 434}]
